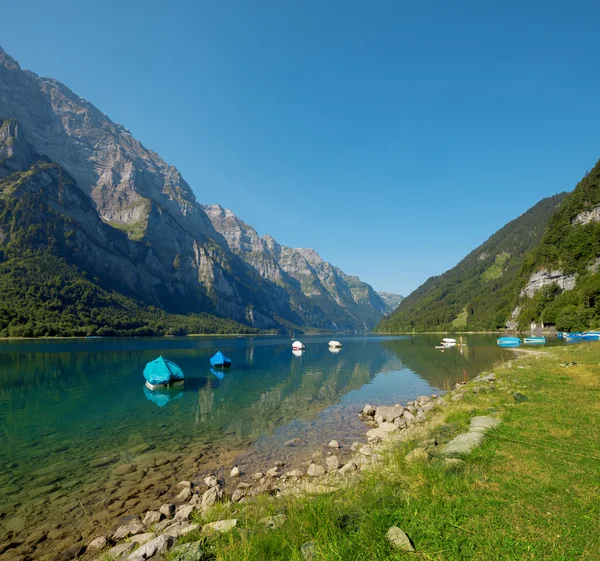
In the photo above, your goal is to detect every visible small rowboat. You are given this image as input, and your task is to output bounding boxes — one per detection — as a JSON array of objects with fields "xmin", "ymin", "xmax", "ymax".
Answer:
[
  {"xmin": 524, "ymin": 337, "xmax": 546, "ymax": 344},
  {"xmin": 497, "ymin": 337, "xmax": 521, "ymax": 347},
  {"xmin": 144, "ymin": 356, "xmax": 185, "ymax": 390},
  {"xmin": 328, "ymin": 340, "xmax": 342, "ymax": 348},
  {"xmin": 292, "ymin": 341, "xmax": 305, "ymax": 350}
]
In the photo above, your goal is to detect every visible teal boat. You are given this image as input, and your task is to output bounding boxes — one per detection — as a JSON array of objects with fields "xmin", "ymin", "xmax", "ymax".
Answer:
[
  {"xmin": 143, "ymin": 356, "xmax": 185, "ymax": 389},
  {"xmin": 524, "ymin": 337, "xmax": 546, "ymax": 344},
  {"xmin": 497, "ymin": 337, "xmax": 521, "ymax": 347}
]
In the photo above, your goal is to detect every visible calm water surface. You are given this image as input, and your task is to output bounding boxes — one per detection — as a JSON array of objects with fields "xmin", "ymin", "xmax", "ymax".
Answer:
[{"xmin": 0, "ymin": 334, "xmax": 527, "ymax": 554}]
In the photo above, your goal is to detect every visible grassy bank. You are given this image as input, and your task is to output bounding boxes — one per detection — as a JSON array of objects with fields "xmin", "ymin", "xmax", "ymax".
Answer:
[{"xmin": 173, "ymin": 344, "xmax": 600, "ymax": 560}]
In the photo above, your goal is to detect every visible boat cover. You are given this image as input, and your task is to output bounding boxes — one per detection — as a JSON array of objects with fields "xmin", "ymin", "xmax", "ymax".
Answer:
[
  {"xmin": 143, "ymin": 385, "xmax": 184, "ymax": 407},
  {"xmin": 143, "ymin": 356, "xmax": 185, "ymax": 385},
  {"xmin": 210, "ymin": 351, "xmax": 231, "ymax": 367}
]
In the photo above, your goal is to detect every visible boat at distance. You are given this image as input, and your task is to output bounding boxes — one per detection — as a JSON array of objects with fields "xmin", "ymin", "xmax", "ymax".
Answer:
[
  {"xmin": 210, "ymin": 351, "xmax": 232, "ymax": 368},
  {"xmin": 328, "ymin": 340, "xmax": 342, "ymax": 348},
  {"xmin": 497, "ymin": 337, "xmax": 521, "ymax": 347},
  {"xmin": 292, "ymin": 341, "xmax": 306, "ymax": 350},
  {"xmin": 524, "ymin": 336, "xmax": 546, "ymax": 344},
  {"xmin": 144, "ymin": 356, "xmax": 185, "ymax": 390}
]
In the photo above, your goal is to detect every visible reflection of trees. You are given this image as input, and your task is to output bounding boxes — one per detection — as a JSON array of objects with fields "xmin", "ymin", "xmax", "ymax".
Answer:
[{"xmin": 196, "ymin": 385, "xmax": 215, "ymax": 424}]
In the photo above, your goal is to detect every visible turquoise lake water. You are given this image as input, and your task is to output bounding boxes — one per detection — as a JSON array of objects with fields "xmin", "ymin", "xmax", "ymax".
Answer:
[{"xmin": 0, "ymin": 334, "xmax": 533, "ymax": 554}]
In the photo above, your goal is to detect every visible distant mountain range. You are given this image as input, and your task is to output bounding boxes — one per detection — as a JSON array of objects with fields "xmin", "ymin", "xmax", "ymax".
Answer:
[{"xmin": 0, "ymin": 46, "xmax": 400, "ymax": 336}]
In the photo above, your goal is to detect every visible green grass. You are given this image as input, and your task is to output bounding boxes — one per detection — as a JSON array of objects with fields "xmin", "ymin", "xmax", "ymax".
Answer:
[
  {"xmin": 481, "ymin": 252, "xmax": 510, "ymax": 282},
  {"xmin": 167, "ymin": 345, "xmax": 600, "ymax": 560},
  {"xmin": 451, "ymin": 307, "xmax": 468, "ymax": 328}
]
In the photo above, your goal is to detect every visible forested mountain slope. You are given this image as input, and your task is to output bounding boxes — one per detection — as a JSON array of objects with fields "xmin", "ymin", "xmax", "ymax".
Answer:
[{"xmin": 377, "ymin": 193, "xmax": 566, "ymax": 332}]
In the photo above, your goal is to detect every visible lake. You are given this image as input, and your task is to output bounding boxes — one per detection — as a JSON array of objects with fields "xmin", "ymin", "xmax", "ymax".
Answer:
[{"xmin": 0, "ymin": 334, "xmax": 524, "ymax": 556}]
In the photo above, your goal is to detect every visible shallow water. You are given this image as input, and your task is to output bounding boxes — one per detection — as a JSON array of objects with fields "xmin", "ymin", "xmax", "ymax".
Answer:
[{"xmin": 0, "ymin": 334, "xmax": 524, "ymax": 556}]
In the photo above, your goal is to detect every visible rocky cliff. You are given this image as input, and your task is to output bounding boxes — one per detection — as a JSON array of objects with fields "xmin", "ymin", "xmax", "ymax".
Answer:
[{"xmin": 0, "ymin": 46, "xmax": 386, "ymax": 332}]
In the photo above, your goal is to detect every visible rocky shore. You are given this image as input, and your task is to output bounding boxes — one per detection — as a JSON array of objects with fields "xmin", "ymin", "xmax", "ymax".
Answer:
[{"xmin": 6, "ymin": 368, "xmax": 508, "ymax": 561}]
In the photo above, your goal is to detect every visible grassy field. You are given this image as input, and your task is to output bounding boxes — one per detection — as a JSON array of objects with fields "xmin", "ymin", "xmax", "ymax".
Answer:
[{"xmin": 167, "ymin": 344, "xmax": 600, "ymax": 561}]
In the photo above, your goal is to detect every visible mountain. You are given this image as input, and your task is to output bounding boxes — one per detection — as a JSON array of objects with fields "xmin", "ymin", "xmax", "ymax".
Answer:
[
  {"xmin": 511, "ymin": 160, "xmax": 600, "ymax": 331},
  {"xmin": 0, "ymin": 46, "xmax": 386, "ymax": 333},
  {"xmin": 377, "ymin": 292, "xmax": 404, "ymax": 314},
  {"xmin": 203, "ymin": 204, "xmax": 388, "ymax": 331},
  {"xmin": 377, "ymin": 193, "xmax": 567, "ymax": 332}
]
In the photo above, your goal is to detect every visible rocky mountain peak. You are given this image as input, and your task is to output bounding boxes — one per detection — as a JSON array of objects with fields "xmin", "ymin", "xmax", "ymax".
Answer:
[{"xmin": 0, "ymin": 45, "xmax": 20, "ymax": 71}]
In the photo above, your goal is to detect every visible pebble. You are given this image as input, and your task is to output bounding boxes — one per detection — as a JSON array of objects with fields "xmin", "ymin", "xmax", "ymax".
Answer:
[
  {"xmin": 386, "ymin": 526, "xmax": 415, "ymax": 551},
  {"xmin": 230, "ymin": 467, "xmax": 241, "ymax": 478},
  {"xmin": 328, "ymin": 440, "xmax": 340, "ymax": 448}
]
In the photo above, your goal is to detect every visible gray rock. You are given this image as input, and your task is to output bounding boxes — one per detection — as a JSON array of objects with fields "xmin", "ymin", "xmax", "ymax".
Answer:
[
  {"xmin": 175, "ymin": 504, "xmax": 195, "ymax": 521},
  {"xmin": 451, "ymin": 393, "xmax": 464, "ymax": 402},
  {"xmin": 393, "ymin": 417, "xmax": 407, "ymax": 429},
  {"xmin": 204, "ymin": 475, "xmax": 219, "ymax": 488},
  {"xmin": 107, "ymin": 542, "xmax": 135, "ymax": 559},
  {"xmin": 190, "ymin": 493, "xmax": 201, "ymax": 506},
  {"xmin": 231, "ymin": 488, "xmax": 246, "ymax": 503},
  {"xmin": 230, "ymin": 466, "xmax": 241, "ymax": 478},
  {"xmin": 113, "ymin": 519, "xmax": 145, "ymax": 540},
  {"xmin": 142, "ymin": 510, "xmax": 163, "ymax": 528},
  {"xmin": 339, "ymin": 461, "xmax": 358, "ymax": 474},
  {"xmin": 113, "ymin": 463, "xmax": 137, "ymax": 476},
  {"xmin": 285, "ymin": 469, "xmax": 304, "ymax": 478},
  {"xmin": 386, "ymin": 526, "xmax": 415, "ymax": 551},
  {"xmin": 266, "ymin": 467, "xmax": 282, "ymax": 478},
  {"xmin": 403, "ymin": 410, "xmax": 415, "ymax": 422},
  {"xmin": 169, "ymin": 542, "xmax": 205, "ymax": 561},
  {"xmin": 284, "ymin": 438, "xmax": 302, "ymax": 447},
  {"xmin": 159, "ymin": 503, "xmax": 176, "ymax": 519},
  {"xmin": 260, "ymin": 514, "xmax": 287, "ymax": 529},
  {"xmin": 175, "ymin": 486, "xmax": 193, "ymax": 503},
  {"xmin": 375, "ymin": 405, "xmax": 405, "ymax": 422},
  {"xmin": 251, "ymin": 472, "xmax": 264, "ymax": 480},
  {"xmin": 359, "ymin": 445, "xmax": 372, "ymax": 456},
  {"xmin": 325, "ymin": 456, "xmax": 341, "ymax": 471},
  {"xmin": 129, "ymin": 532, "xmax": 156, "ymax": 545},
  {"xmin": 201, "ymin": 486, "xmax": 223, "ymax": 510},
  {"xmin": 164, "ymin": 522, "xmax": 200, "ymax": 538},
  {"xmin": 469, "ymin": 416, "xmax": 502, "ymax": 433},
  {"xmin": 362, "ymin": 404, "xmax": 376, "ymax": 416},
  {"xmin": 86, "ymin": 536, "xmax": 107, "ymax": 553},
  {"xmin": 301, "ymin": 541, "xmax": 317, "ymax": 560},
  {"xmin": 442, "ymin": 432, "xmax": 485, "ymax": 457},
  {"xmin": 416, "ymin": 410, "xmax": 426, "ymax": 423},
  {"xmin": 202, "ymin": 519, "xmax": 237, "ymax": 533},
  {"xmin": 351, "ymin": 441, "xmax": 362, "ymax": 451},
  {"xmin": 125, "ymin": 534, "xmax": 173, "ymax": 561},
  {"xmin": 307, "ymin": 463, "xmax": 326, "ymax": 477},
  {"xmin": 328, "ymin": 440, "xmax": 340, "ymax": 448},
  {"xmin": 177, "ymin": 480, "xmax": 192, "ymax": 488}
]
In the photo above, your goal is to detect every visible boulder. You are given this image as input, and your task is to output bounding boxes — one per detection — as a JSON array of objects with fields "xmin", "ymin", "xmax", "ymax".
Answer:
[
  {"xmin": 231, "ymin": 488, "xmax": 246, "ymax": 503},
  {"xmin": 339, "ymin": 461, "xmax": 358, "ymax": 474},
  {"xmin": 204, "ymin": 475, "xmax": 218, "ymax": 488},
  {"xmin": 328, "ymin": 440, "xmax": 340, "ymax": 449},
  {"xmin": 359, "ymin": 445, "xmax": 372, "ymax": 456},
  {"xmin": 125, "ymin": 534, "xmax": 173, "ymax": 561},
  {"xmin": 201, "ymin": 486, "xmax": 224, "ymax": 510},
  {"xmin": 325, "ymin": 456, "xmax": 340, "ymax": 471},
  {"xmin": 113, "ymin": 519, "xmax": 144, "ymax": 540},
  {"xmin": 142, "ymin": 510, "xmax": 162, "ymax": 527},
  {"xmin": 285, "ymin": 469, "xmax": 304, "ymax": 478},
  {"xmin": 393, "ymin": 417, "xmax": 407, "ymax": 429},
  {"xmin": 266, "ymin": 467, "xmax": 282, "ymax": 478},
  {"xmin": 442, "ymin": 432, "xmax": 485, "ymax": 457},
  {"xmin": 177, "ymin": 480, "xmax": 192, "ymax": 488},
  {"xmin": 107, "ymin": 542, "xmax": 135, "ymax": 558},
  {"xmin": 129, "ymin": 532, "xmax": 156, "ymax": 545},
  {"xmin": 307, "ymin": 463, "xmax": 325, "ymax": 477},
  {"xmin": 159, "ymin": 504, "xmax": 176, "ymax": 519},
  {"xmin": 86, "ymin": 536, "xmax": 107, "ymax": 553},
  {"xmin": 403, "ymin": 410, "xmax": 415, "ymax": 422},
  {"xmin": 251, "ymin": 472, "xmax": 264, "ymax": 481},
  {"xmin": 362, "ymin": 404, "xmax": 376, "ymax": 416},
  {"xmin": 175, "ymin": 487, "xmax": 192, "ymax": 503},
  {"xmin": 175, "ymin": 504, "xmax": 195, "ymax": 521},
  {"xmin": 230, "ymin": 467, "xmax": 241, "ymax": 478},
  {"xmin": 469, "ymin": 416, "xmax": 502, "ymax": 433},
  {"xmin": 202, "ymin": 519, "xmax": 237, "ymax": 534},
  {"xmin": 375, "ymin": 405, "xmax": 405, "ymax": 422},
  {"xmin": 386, "ymin": 526, "xmax": 415, "ymax": 551},
  {"xmin": 164, "ymin": 522, "xmax": 200, "ymax": 538}
]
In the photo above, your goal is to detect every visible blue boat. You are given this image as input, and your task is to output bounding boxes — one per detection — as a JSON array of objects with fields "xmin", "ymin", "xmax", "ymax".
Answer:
[
  {"xmin": 210, "ymin": 351, "xmax": 231, "ymax": 368},
  {"xmin": 497, "ymin": 337, "xmax": 521, "ymax": 347},
  {"xmin": 524, "ymin": 336, "xmax": 546, "ymax": 344},
  {"xmin": 565, "ymin": 332, "xmax": 584, "ymax": 341},
  {"xmin": 582, "ymin": 333, "xmax": 600, "ymax": 341},
  {"xmin": 143, "ymin": 356, "xmax": 185, "ymax": 388}
]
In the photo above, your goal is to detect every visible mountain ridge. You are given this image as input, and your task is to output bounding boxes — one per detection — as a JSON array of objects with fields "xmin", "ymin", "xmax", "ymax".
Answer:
[{"xmin": 0, "ymin": 45, "xmax": 390, "ymax": 333}]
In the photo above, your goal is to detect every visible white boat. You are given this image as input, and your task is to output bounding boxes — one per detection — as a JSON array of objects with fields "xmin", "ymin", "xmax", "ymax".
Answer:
[
  {"xmin": 292, "ymin": 340, "xmax": 305, "ymax": 350},
  {"xmin": 442, "ymin": 338, "xmax": 457, "ymax": 344},
  {"xmin": 328, "ymin": 340, "xmax": 342, "ymax": 348}
]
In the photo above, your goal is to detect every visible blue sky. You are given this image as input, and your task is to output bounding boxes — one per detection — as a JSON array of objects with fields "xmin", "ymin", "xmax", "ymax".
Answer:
[{"xmin": 3, "ymin": 0, "xmax": 600, "ymax": 295}]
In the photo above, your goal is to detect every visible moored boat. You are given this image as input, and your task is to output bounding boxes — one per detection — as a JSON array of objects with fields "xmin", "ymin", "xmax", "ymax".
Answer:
[
  {"xmin": 524, "ymin": 336, "xmax": 546, "ymax": 344},
  {"xmin": 497, "ymin": 337, "xmax": 521, "ymax": 347},
  {"xmin": 210, "ymin": 351, "xmax": 232, "ymax": 368},
  {"xmin": 328, "ymin": 340, "xmax": 342, "ymax": 348},
  {"xmin": 144, "ymin": 356, "xmax": 185, "ymax": 390},
  {"xmin": 292, "ymin": 341, "xmax": 305, "ymax": 350}
]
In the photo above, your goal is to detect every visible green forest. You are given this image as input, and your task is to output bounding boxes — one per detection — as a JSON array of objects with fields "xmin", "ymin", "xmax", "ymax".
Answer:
[{"xmin": 376, "ymin": 193, "xmax": 566, "ymax": 332}]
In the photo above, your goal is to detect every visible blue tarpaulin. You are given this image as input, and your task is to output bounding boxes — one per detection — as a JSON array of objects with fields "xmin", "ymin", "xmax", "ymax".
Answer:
[
  {"xmin": 210, "ymin": 351, "xmax": 231, "ymax": 368},
  {"xmin": 143, "ymin": 356, "xmax": 185, "ymax": 385}
]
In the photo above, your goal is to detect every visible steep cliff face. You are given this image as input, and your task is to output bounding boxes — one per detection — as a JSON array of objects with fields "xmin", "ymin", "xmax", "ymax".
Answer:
[
  {"xmin": 377, "ymin": 292, "xmax": 405, "ymax": 314},
  {"xmin": 0, "ymin": 46, "xmax": 385, "ymax": 332},
  {"xmin": 513, "ymin": 159, "xmax": 600, "ymax": 331},
  {"xmin": 203, "ymin": 204, "xmax": 388, "ymax": 330}
]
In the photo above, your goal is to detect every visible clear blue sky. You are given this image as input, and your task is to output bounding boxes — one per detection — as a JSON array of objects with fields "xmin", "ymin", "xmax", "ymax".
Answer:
[{"xmin": 3, "ymin": 0, "xmax": 600, "ymax": 296}]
